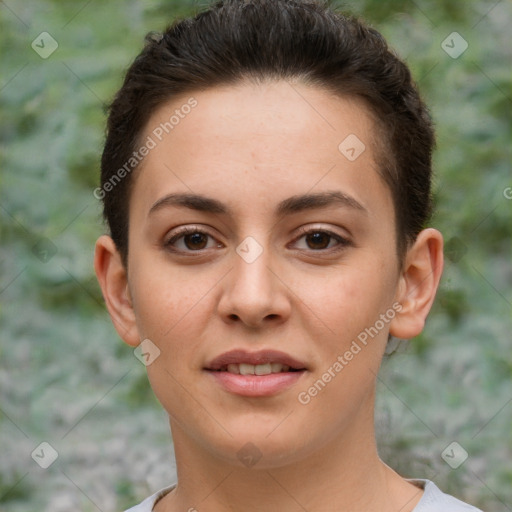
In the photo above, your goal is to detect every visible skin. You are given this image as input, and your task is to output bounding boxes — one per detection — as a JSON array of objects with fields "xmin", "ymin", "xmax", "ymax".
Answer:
[{"xmin": 95, "ymin": 80, "xmax": 444, "ymax": 512}]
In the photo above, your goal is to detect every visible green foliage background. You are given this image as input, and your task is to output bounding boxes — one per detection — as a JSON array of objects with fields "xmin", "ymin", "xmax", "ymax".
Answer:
[{"xmin": 1, "ymin": 0, "xmax": 510, "ymax": 510}]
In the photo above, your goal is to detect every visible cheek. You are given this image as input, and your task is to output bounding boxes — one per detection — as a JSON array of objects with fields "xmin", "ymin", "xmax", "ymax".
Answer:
[
  {"xmin": 291, "ymin": 269, "xmax": 390, "ymax": 422},
  {"xmin": 128, "ymin": 265, "xmax": 214, "ymax": 414},
  {"xmin": 129, "ymin": 262, "xmax": 211, "ymax": 354},
  {"xmin": 292, "ymin": 262, "xmax": 394, "ymax": 344}
]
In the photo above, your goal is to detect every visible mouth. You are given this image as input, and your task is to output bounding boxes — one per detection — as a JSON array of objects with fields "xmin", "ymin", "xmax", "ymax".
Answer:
[
  {"xmin": 209, "ymin": 362, "xmax": 303, "ymax": 375},
  {"xmin": 204, "ymin": 349, "xmax": 308, "ymax": 397},
  {"xmin": 204, "ymin": 349, "xmax": 308, "ymax": 373}
]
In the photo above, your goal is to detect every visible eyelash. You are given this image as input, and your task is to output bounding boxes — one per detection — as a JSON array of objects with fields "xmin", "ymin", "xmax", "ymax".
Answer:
[{"xmin": 164, "ymin": 226, "xmax": 351, "ymax": 254}]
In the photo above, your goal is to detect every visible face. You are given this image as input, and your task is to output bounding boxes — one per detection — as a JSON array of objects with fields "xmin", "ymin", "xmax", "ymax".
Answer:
[{"xmin": 121, "ymin": 81, "xmax": 404, "ymax": 467}]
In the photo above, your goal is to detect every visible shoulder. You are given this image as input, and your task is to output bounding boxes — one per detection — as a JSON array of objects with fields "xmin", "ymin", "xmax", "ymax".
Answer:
[
  {"xmin": 122, "ymin": 480, "xmax": 483, "ymax": 512},
  {"xmin": 409, "ymin": 479, "xmax": 484, "ymax": 512},
  {"xmin": 123, "ymin": 484, "xmax": 176, "ymax": 512}
]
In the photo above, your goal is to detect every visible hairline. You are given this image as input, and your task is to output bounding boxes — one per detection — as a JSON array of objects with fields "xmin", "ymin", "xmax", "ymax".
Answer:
[{"xmin": 120, "ymin": 76, "xmax": 406, "ymax": 270}]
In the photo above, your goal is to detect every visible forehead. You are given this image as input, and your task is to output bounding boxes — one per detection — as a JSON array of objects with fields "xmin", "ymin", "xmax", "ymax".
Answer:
[{"xmin": 132, "ymin": 80, "xmax": 392, "ymax": 221}]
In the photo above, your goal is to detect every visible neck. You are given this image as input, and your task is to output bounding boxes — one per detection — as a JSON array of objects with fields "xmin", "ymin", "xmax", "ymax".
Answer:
[{"xmin": 156, "ymin": 396, "xmax": 423, "ymax": 512}]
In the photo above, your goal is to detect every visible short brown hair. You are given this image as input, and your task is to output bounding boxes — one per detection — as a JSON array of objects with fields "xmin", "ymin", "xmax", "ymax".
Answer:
[{"xmin": 100, "ymin": 0, "xmax": 435, "ymax": 265}]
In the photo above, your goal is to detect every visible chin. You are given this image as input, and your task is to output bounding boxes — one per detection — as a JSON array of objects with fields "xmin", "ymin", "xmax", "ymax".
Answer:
[{"xmin": 199, "ymin": 421, "xmax": 317, "ymax": 469}]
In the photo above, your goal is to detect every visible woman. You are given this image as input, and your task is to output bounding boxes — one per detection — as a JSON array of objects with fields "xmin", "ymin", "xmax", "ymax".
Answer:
[{"xmin": 94, "ymin": 1, "xmax": 482, "ymax": 510}]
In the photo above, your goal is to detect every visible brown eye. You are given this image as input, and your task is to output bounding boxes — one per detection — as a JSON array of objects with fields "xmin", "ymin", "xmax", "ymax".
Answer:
[
  {"xmin": 292, "ymin": 228, "xmax": 351, "ymax": 252},
  {"xmin": 165, "ymin": 227, "xmax": 221, "ymax": 253},
  {"xmin": 305, "ymin": 232, "xmax": 331, "ymax": 250},
  {"xmin": 183, "ymin": 232, "xmax": 208, "ymax": 250}
]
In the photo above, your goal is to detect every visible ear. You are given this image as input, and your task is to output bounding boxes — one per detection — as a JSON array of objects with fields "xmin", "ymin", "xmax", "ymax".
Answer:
[
  {"xmin": 94, "ymin": 235, "xmax": 140, "ymax": 347},
  {"xmin": 389, "ymin": 228, "xmax": 444, "ymax": 339}
]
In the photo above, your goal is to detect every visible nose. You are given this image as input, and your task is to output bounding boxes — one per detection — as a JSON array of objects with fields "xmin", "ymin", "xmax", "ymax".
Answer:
[{"xmin": 216, "ymin": 238, "xmax": 291, "ymax": 329}]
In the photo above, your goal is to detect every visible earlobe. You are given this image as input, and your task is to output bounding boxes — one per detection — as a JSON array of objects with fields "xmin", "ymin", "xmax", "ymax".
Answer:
[
  {"xmin": 389, "ymin": 228, "xmax": 444, "ymax": 340},
  {"xmin": 94, "ymin": 235, "xmax": 140, "ymax": 347}
]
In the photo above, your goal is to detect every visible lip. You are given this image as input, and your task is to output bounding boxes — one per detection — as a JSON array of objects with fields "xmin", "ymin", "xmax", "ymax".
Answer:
[
  {"xmin": 207, "ymin": 371, "xmax": 306, "ymax": 397},
  {"xmin": 205, "ymin": 349, "xmax": 308, "ymax": 371},
  {"xmin": 204, "ymin": 349, "xmax": 308, "ymax": 397}
]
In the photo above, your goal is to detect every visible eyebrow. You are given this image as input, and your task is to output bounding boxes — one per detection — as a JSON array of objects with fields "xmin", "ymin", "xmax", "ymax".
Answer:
[{"xmin": 148, "ymin": 190, "xmax": 367, "ymax": 217}]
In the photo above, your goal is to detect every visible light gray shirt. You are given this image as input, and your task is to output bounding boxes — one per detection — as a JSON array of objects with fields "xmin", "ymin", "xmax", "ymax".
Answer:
[{"xmin": 124, "ymin": 479, "xmax": 484, "ymax": 511}]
